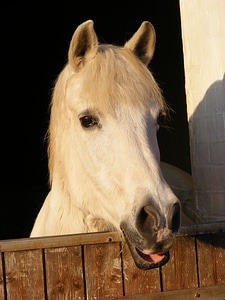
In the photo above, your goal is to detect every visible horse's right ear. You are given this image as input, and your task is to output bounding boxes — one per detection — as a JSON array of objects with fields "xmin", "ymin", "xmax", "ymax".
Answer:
[
  {"xmin": 124, "ymin": 21, "xmax": 156, "ymax": 66},
  {"xmin": 68, "ymin": 20, "xmax": 98, "ymax": 70}
]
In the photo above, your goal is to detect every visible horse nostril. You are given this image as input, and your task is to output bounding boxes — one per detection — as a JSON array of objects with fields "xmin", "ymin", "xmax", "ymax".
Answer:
[
  {"xmin": 144, "ymin": 206, "xmax": 161, "ymax": 231},
  {"xmin": 136, "ymin": 206, "xmax": 161, "ymax": 239},
  {"xmin": 168, "ymin": 202, "xmax": 180, "ymax": 233}
]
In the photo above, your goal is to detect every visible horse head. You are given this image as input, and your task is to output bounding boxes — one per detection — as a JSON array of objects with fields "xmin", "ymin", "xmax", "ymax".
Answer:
[{"xmin": 31, "ymin": 20, "xmax": 181, "ymax": 270}]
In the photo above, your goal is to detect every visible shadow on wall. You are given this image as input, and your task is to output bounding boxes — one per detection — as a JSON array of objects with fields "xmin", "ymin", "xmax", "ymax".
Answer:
[
  {"xmin": 188, "ymin": 73, "xmax": 225, "ymax": 223},
  {"xmin": 161, "ymin": 73, "xmax": 225, "ymax": 249}
]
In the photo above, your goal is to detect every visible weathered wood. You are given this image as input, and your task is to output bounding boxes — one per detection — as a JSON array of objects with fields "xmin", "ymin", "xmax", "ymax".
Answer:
[
  {"xmin": 0, "ymin": 225, "xmax": 225, "ymax": 299},
  {"xmin": 178, "ymin": 221, "xmax": 225, "ymax": 236},
  {"xmin": 44, "ymin": 246, "xmax": 84, "ymax": 299},
  {"xmin": 84, "ymin": 242, "xmax": 123, "ymax": 299},
  {"xmin": 161, "ymin": 235, "xmax": 198, "ymax": 291},
  {"xmin": 213, "ymin": 233, "xmax": 225, "ymax": 286},
  {"xmin": 4, "ymin": 249, "xmax": 45, "ymax": 300},
  {"xmin": 122, "ymin": 242, "xmax": 161, "ymax": 295},
  {"xmin": 197, "ymin": 232, "xmax": 225, "ymax": 287},
  {"xmin": 106, "ymin": 285, "xmax": 225, "ymax": 300},
  {"xmin": 1, "ymin": 222, "xmax": 225, "ymax": 252},
  {"xmin": 0, "ymin": 231, "xmax": 123, "ymax": 252},
  {"xmin": 0, "ymin": 253, "xmax": 5, "ymax": 299}
]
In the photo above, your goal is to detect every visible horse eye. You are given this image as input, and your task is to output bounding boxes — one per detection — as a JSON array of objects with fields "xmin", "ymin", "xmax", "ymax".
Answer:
[
  {"xmin": 79, "ymin": 115, "xmax": 99, "ymax": 128},
  {"xmin": 157, "ymin": 112, "xmax": 167, "ymax": 130}
]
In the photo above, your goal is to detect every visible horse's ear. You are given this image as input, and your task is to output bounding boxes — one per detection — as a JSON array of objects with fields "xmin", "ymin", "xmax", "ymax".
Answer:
[
  {"xmin": 124, "ymin": 21, "xmax": 156, "ymax": 66},
  {"xmin": 68, "ymin": 20, "xmax": 98, "ymax": 70}
]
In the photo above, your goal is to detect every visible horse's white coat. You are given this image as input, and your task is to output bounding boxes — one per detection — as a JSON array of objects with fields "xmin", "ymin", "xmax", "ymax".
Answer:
[{"xmin": 30, "ymin": 20, "xmax": 179, "ymax": 240}]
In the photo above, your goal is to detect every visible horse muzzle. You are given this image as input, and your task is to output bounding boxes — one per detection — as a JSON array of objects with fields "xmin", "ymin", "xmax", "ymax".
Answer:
[{"xmin": 120, "ymin": 201, "xmax": 180, "ymax": 270}]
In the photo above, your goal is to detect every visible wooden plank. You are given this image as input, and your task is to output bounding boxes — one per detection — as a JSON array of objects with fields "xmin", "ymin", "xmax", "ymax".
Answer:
[
  {"xmin": 0, "ymin": 253, "xmax": 5, "ymax": 299},
  {"xmin": 103, "ymin": 284, "xmax": 225, "ymax": 300},
  {"xmin": 4, "ymin": 249, "xmax": 45, "ymax": 300},
  {"xmin": 1, "ymin": 222, "xmax": 225, "ymax": 252},
  {"xmin": 0, "ymin": 231, "xmax": 123, "ymax": 252},
  {"xmin": 213, "ymin": 232, "xmax": 225, "ymax": 285},
  {"xmin": 197, "ymin": 232, "xmax": 225, "ymax": 287},
  {"xmin": 84, "ymin": 242, "xmax": 123, "ymax": 299},
  {"xmin": 161, "ymin": 235, "xmax": 198, "ymax": 291},
  {"xmin": 44, "ymin": 245, "xmax": 84, "ymax": 300},
  {"xmin": 178, "ymin": 221, "xmax": 225, "ymax": 236},
  {"xmin": 0, "ymin": 228, "xmax": 224, "ymax": 300},
  {"xmin": 122, "ymin": 242, "xmax": 161, "ymax": 295}
]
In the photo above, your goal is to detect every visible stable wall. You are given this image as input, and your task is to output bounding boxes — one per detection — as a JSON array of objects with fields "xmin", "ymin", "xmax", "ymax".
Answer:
[{"xmin": 180, "ymin": 0, "xmax": 225, "ymax": 222}]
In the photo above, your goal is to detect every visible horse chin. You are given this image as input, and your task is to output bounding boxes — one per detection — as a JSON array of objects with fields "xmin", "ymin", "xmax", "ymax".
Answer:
[
  {"xmin": 121, "ymin": 225, "xmax": 170, "ymax": 270},
  {"xmin": 124, "ymin": 234, "xmax": 170, "ymax": 270}
]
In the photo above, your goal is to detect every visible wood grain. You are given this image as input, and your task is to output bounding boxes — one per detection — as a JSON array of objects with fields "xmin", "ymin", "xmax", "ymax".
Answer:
[
  {"xmin": 122, "ymin": 242, "xmax": 161, "ymax": 295},
  {"xmin": 44, "ymin": 245, "xmax": 84, "ymax": 300},
  {"xmin": 0, "ymin": 226, "xmax": 224, "ymax": 299},
  {"xmin": 161, "ymin": 235, "xmax": 198, "ymax": 291},
  {"xmin": 4, "ymin": 249, "xmax": 45, "ymax": 300},
  {"xmin": 0, "ymin": 253, "xmax": 5, "ymax": 300},
  {"xmin": 197, "ymin": 232, "xmax": 225, "ymax": 287},
  {"xmin": 84, "ymin": 242, "xmax": 123, "ymax": 299}
]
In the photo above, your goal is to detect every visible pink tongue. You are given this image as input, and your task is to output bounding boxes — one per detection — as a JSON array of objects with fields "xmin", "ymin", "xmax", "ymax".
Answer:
[
  {"xmin": 149, "ymin": 253, "xmax": 165, "ymax": 263},
  {"xmin": 136, "ymin": 248, "xmax": 165, "ymax": 263}
]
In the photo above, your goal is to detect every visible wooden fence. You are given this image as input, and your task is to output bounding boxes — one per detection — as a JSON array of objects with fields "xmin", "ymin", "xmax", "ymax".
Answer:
[{"xmin": 0, "ymin": 223, "xmax": 225, "ymax": 299}]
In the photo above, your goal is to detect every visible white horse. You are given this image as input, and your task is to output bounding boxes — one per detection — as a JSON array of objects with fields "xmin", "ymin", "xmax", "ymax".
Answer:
[{"xmin": 30, "ymin": 20, "xmax": 181, "ymax": 270}]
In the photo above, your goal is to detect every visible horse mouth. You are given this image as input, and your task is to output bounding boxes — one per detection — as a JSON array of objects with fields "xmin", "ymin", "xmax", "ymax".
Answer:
[
  {"xmin": 122, "ymin": 231, "xmax": 170, "ymax": 270},
  {"xmin": 135, "ymin": 246, "xmax": 169, "ymax": 269}
]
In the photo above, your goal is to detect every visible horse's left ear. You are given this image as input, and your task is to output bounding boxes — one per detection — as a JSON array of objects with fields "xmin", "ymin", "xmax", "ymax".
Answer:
[
  {"xmin": 124, "ymin": 21, "xmax": 156, "ymax": 66},
  {"xmin": 68, "ymin": 20, "xmax": 98, "ymax": 70}
]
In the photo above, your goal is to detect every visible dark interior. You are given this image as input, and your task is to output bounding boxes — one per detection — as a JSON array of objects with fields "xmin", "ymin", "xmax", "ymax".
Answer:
[{"xmin": 1, "ymin": 1, "xmax": 191, "ymax": 239}]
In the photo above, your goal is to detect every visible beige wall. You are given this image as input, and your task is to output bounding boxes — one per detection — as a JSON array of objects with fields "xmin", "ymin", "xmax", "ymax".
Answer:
[{"xmin": 180, "ymin": 0, "xmax": 225, "ymax": 222}]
